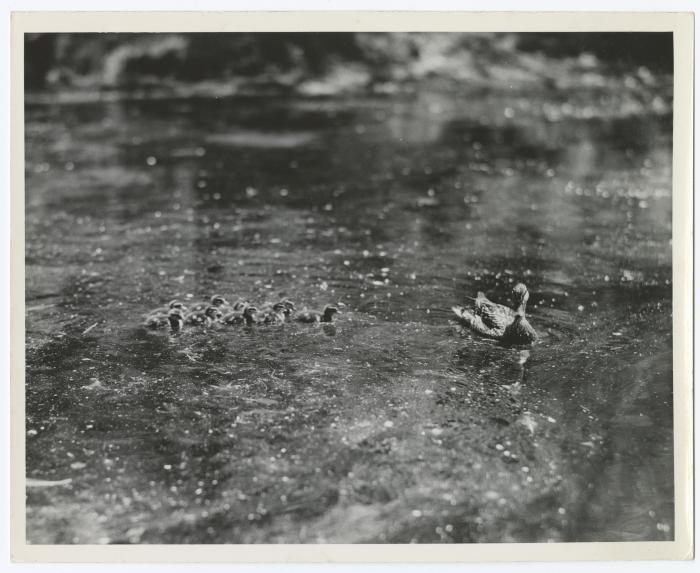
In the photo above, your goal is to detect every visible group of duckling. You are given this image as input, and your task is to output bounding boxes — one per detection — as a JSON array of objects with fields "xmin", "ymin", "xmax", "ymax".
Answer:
[
  {"xmin": 144, "ymin": 282, "xmax": 537, "ymax": 345},
  {"xmin": 143, "ymin": 294, "xmax": 339, "ymax": 334}
]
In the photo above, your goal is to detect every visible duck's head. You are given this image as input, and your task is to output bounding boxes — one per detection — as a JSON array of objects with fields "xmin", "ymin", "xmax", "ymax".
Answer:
[
  {"xmin": 210, "ymin": 294, "xmax": 228, "ymax": 307},
  {"xmin": 512, "ymin": 283, "xmax": 529, "ymax": 305},
  {"xmin": 243, "ymin": 306, "xmax": 258, "ymax": 317},
  {"xmin": 323, "ymin": 305, "xmax": 340, "ymax": 317},
  {"xmin": 272, "ymin": 302, "xmax": 287, "ymax": 313},
  {"xmin": 205, "ymin": 305, "xmax": 223, "ymax": 319},
  {"xmin": 169, "ymin": 300, "xmax": 187, "ymax": 311}
]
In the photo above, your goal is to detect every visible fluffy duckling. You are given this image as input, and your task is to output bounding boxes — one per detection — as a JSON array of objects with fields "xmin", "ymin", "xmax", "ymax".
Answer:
[
  {"xmin": 186, "ymin": 305, "xmax": 222, "ymax": 327},
  {"xmin": 190, "ymin": 294, "xmax": 230, "ymax": 313},
  {"xmin": 242, "ymin": 305, "xmax": 262, "ymax": 326},
  {"xmin": 148, "ymin": 299, "xmax": 188, "ymax": 316},
  {"xmin": 294, "ymin": 304, "xmax": 339, "ymax": 324},
  {"xmin": 144, "ymin": 308, "xmax": 184, "ymax": 334},
  {"xmin": 452, "ymin": 283, "xmax": 537, "ymax": 345},
  {"xmin": 222, "ymin": 303, "xmax": 249, "ymax": 325},
  {"xmin": 167, "ymin": 308, "xmax": 185, "ymax": 334},
  {"xmin": 263, "ymin": 302, "xmax": 291, "ymax": 325},
  {"xmin": 279, "ymin": 298, "xmax": 296, "ymax": 319}
]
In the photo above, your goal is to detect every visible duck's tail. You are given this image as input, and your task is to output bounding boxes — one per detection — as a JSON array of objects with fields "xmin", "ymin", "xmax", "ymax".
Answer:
[{"xmin": 452, "ymin": 305, "xmax": 469, "ymax": 320}]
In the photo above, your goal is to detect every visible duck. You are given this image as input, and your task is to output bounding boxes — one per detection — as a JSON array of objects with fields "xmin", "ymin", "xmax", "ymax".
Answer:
[
  {"xmin": 260, "ymin": 298, "xmax": 295, "ymax": 323},
  {"xmin": 263, "ymin": 302, "xmax": 292, "ymax": 325},
  {"xmin": 167, "ymin": 308, "xmax": 185, "ymax": 334},
  {"xmin": 143, "ymin": 308, "xmax": 185, "ymax": 334},
  {"xmin": 452, "ymin": 283, "xmax": 537, "ymax": 345},
  {"xmin": 294, "ymin": 304, "xmax": 339, "ymax": 324},
  {"xmin": 242, "ymin": 305, "xmax": 263, "ymax": 326},
  {"xmin": 279, "ymin": 298, "xmax": 296, "ymax": 319},
  {"xmin": 147, "ymin": 299, "xmax": 188, "ymax": 316},
  {"xmin": 189, "ymin": 294, "xmax": 230, "ymax": 314},
  {"xmin": 186, "ymin": 305, "xmax": 223, "ymax": 327},
  {"xmin": 222, "ymin": 303, "xmax": 249, "ymax": 325}
]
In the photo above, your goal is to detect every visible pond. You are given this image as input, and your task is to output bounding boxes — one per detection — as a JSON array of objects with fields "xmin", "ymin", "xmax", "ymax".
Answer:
[{"xmin": 25, "ymin": 85, "xmax": 673, "ymax": 543}]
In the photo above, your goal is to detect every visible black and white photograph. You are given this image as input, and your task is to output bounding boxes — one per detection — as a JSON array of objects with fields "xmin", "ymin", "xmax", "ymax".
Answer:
[{"xmin": 15, "ymin": 12, "xmax": 693, "ymax": 560}]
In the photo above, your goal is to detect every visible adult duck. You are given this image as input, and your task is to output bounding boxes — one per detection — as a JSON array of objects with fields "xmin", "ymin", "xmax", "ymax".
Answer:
[
  {"xmin": 452, "ymin": 283, "xmax": 537, "ymax": 345},
  {"xmin": 294, "ymin": 304, "xmax": 339, "ymax": 324}
]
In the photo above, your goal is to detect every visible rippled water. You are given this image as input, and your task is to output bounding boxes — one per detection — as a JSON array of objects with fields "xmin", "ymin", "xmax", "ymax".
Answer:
[{"xmin": 25, "ymin": 87, "xmax": 673, "ymax": 543}]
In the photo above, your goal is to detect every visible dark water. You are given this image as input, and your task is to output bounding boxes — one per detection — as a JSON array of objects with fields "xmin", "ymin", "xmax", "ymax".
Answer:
[{"xmin": 25, "ymin": 87, "xmax": 673, "ymax": 543}]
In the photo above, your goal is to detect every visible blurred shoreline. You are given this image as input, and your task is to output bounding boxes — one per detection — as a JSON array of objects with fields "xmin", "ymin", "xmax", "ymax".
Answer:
[{"xmin": 26, "ymin": 32, "xmax": 673, "ymax": 106}]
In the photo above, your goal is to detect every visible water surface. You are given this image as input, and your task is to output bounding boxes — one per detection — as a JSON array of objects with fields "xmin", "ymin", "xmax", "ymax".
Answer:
[{"xmin": 26, "ymin": 87, "xmax": 673, "ymax": 543}]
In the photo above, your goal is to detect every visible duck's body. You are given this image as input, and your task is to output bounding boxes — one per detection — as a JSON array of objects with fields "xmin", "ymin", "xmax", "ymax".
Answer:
[
  {"xmin": 186, "ymin": 305, "xmax": 222, "ymax": 327},
  {"xmin": 452, "ymin": 283, "xmax": 537, "ymax": 345},
  {"xmin": 294, "ymin": 304, "xmax": 339, "ymax": 324},
  {"xmin": 473, "ymin": 291, "xmax": 516, "ymax": 331}
]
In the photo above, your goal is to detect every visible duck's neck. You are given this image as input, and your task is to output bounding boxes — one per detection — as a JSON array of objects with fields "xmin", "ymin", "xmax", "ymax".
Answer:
[{"xmin": 514, "ymin": 300, "xmax": 527, "ymax": 315}]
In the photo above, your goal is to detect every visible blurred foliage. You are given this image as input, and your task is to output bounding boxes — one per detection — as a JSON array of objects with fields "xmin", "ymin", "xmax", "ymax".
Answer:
[{"xmin": 24, "ymin": 32, "xmax": 673, "ymax": 91}]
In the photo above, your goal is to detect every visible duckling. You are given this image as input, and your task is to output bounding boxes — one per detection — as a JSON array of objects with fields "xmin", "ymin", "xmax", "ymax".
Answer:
[
  {"xmin": 294, "ymin": 304, "xmax": 339, "ymax": 324},
  {"xmin": 148, "ymin": 299, "xmax": 188, "ymax": 316},
  {"xmin": 167, "ymin": 308, "xmax": 185, "ymax": 334},
  {"xmin": 143, "ymin": 308, "xmax": 184, "ymax": 334},
  {"xmin": 452, "ymin": 283, "xmax": 537, "ymax": 344},
  {"xmin": 242, "ymin": 305, "xmax": 262, "ymax": 326},
  {"xmin": 279, "ymin": 298, "xmax": 296, "ymax": 320},
  {"xmin": 143, "ymin": 312, "xmax": 170, "ymax": 329},
  {"xmin": 222, "ymin": 303, "xmax": 249, "ymax": 325},
  {"xmin": 186, "ymin": 305, "xmax": 222, "ymax": 327},
  {"xmin": 190, "ymin": 294, "xmax": 230, "ymax": 313},
  {"xmin": 263, "ymin": 302, "xmax": 291, "ymax": 325}
]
